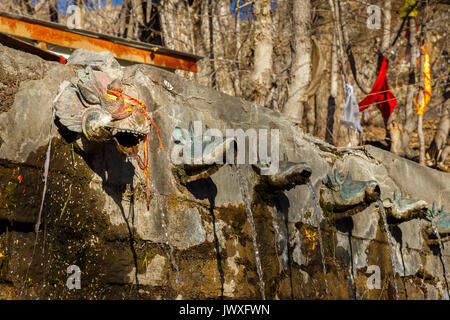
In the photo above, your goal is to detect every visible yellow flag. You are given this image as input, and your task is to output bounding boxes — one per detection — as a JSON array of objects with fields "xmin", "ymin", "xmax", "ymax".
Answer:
[
  {"xmin": 414, "ymin": 46, "xmax": 431, "ymax": 115},
  {"xmin": 400, "ymin": 0, "xmax": 418, "ymax": 18}
]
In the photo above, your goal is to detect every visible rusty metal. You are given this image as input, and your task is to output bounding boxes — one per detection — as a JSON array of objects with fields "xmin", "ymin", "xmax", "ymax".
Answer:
[
  {"xmin": 0, "ymin": 11, "xmax": 201, "ymax": 72},
  {"xmin": 0, "ymin": 32, "xmax": 65, "ymax": 63}
]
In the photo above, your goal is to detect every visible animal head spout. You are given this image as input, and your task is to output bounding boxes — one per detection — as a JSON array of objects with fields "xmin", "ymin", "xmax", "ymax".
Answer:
[
  {"xmin": 55, "ymin": 67, "xmax": 152, "ymax": 155},
  {"xmin": 424, "ymin": 201, "xmax": 450, "ymax": 243},
  {"xmin": 320, "ymin": 169, "xmax": 380, "ymax": 219},
  {"xmin": 382, "ymin": 191, "xmax": 428, "ymax": 224}
]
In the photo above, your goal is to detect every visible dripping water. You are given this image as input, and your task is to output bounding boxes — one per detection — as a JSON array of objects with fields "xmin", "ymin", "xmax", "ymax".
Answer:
[
  {"xmin": 430, "ymin": 221, "xmax": 450, "ymax": 300},
  {"xmin": 307, "ymin": 181, "xmax": 330, "ymax": 296},
  {"xmin": 234, "ymin": 165, "xmax": 266, "ymax": 300},
  {"xmin": 377, "ymin": 200, "xmax": 399, "ymax": 299}
]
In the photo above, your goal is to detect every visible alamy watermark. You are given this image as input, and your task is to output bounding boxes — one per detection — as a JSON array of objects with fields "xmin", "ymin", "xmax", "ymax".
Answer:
[
  {"xmin": 66, "ymin": 5, "xmax": 81, "ymax": 29},
  {"xmin": 66, "ymin": 265, "xmax": 81, "ymax": 290},
  {"xmin": 366, "ymin": 265, "xmax": 381, "ymax": 290},
  {"xmin": 366, "ymin": 5, "xmax": 381, "ymax": 30},
  {"xmin": 170, "ymin": 121, "xmax": 280, "ymax": 175}
]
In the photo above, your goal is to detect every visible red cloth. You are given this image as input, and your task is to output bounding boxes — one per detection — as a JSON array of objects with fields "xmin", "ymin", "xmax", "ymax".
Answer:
[{"xmin": 358, "ymin": 57, "xmax": 398, "ymax": 119}]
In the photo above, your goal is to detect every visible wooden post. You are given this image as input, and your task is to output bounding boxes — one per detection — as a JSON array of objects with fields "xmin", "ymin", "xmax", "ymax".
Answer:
[{"xmin": 417, "ymin": 49, "xmax": 425, "ymax": 165}]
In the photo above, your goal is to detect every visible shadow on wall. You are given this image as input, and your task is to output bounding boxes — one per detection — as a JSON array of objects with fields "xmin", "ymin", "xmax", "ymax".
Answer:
[
  {"xmin": 56, "ymin": 117, "xmax": 142, "ymax": 294},
  {"xmin": 185, "ymin": 177, "xmax": 226, "ymax": 298}
]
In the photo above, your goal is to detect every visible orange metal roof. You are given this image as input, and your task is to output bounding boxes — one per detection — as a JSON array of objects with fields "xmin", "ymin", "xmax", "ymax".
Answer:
[{"xmin": 0, "ymin": 11, "xmax": 201, "ymax": 72}]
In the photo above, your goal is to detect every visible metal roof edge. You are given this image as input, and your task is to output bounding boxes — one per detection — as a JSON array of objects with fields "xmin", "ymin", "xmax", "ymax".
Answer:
[{"xmin": 0, "ymin": 10, "xmax": 203, "ymax": 62}]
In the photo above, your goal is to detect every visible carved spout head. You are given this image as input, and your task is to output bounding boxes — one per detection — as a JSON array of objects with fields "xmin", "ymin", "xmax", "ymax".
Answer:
[
  {"xmin": 171, "ymin": 124, "xmax": 235, "ymax": 184},
  {"xmin": 252, "ymin": 161, "xmax": 312, "ymax": 191},
  {"xmin": 55, "ymin": 67, "xmax": 151, "ymax": 153},
  {"xmin": 320, "ymin": 169, "xmax": 380, "ymax": 218},
  {"xmin": 423, "ymin": 201, "xmax": 450, "ymax": 244},
  {"xmin": 382, "ymin": 191, "xmax": 428, "ymax": 224}
]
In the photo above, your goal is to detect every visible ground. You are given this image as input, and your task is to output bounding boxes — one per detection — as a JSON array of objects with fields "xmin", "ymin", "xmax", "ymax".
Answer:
[{"xmin": 363, "ymin": 110, "xmax": 449, "ymax": 172}]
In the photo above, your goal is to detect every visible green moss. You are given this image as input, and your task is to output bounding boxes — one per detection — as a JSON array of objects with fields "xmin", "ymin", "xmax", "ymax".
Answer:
[
  {"xmin": 216, "ymin": 204, "xmax": 247, "ymax": 230},
  {"xmin": 140, "ymin": 251, "xmax": 158, "ymax": 272},
  {"xmin": 319, "ymin": 197, "xmax": 335, "ymax": 221},
  {"xmin": 0, "ymin": 181, "xmax": 17, "ymax": 210},
  {"xmin": 167, "ymin": 194, "xmax": 184, "ymax": 209},
  {"xmin": 332, "ymin": 150, "xmax": 344, "ymax": 158},
  {"xmin": 252, "ymin": 202, "xmax": 272, "ymax": 219},
  {"xmin": 171, "ymin": 166, "xmax": 189, "ymax": 186}
]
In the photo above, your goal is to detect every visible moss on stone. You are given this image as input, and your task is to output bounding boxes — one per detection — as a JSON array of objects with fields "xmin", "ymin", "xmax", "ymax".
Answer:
[
  {"xmin": 0, "ymin": 180, "xmax": 17, "ymax": 210},
  {"xmin": 216, "ymin": 204, "xmax": 247, "ymax": 231}
]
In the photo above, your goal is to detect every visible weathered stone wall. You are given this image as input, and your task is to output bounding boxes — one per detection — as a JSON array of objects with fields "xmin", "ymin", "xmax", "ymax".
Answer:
[{"xmin": 0, "ymin": 45, "xmax": 449, "ymax": 300}]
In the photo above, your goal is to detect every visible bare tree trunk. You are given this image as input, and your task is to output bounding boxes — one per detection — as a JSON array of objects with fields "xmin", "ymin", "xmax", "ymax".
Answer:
[
  {"xmin": 117, "ymin": 0, "xmax": 129, "ymax": 38},
  {"xmin": 208, "ymin": 0, "xmax": 217, "ymax": 89},
  {"xmin": 282, "ymin": 0, "xmax": 311, "ymax": 120},
  {"xmin": 386, "ymin": 13, "xmax": 407, "ymax": 154},
  {"xmin": 330, "ymin": 31, "xmax": 338, "ymax": 102},
  {"xmin": 328, "ymin": 0, "xmax": 351, "ymax": 146},
  {"xmin": 159, "ymin": 1, "xmax": 193, "ymax": 53},
  {"xmin": 159, "ymin": 0, "xmax": 199, "ymax": 82},
  {"xmin": 233, "ymin": 6, "xmax": 242, "ymax": 97},
  {"xmin": 381, "ymin": 0, "xmax": 392, "ymax": 52},
  {"xmin": 381, "ymin": 0, "xmax": 403, "ymax": 154},
  {"xmin": 337, "ymin": 0, "xmax": 358, "ymax": 147},
  {"xmin": 388, "ymin": 115, "xmax": 403, "ymax": 154},
  {"xmin": 418, "ymin": 113, "xmax": 425, "ymax": 164},
  {"xmin": 250, "ymin": 0, "xmax": 273, "ymax": 108},
  {"xmin": 190, "ymin": 0, "xmax": 214, "ymax": 88},
  {"xmin": 213, "ymin": 0, "xmax": 236, "ymax": 95},
  {"xmin": 48, "ymin": 0, "xmax": 59, "ymax": 23},
  {"xmin": 427, "ymin": 101, "xmax": 449, "ymax": 167},
  {"xmin": 337, "ymin": 0, "xmax": 369, "ymax": 95},
  {"xmin": 328, "ymin": 0, "xmax": 347, "ymax": 85},
  {"xmin": 132, "ymin": 0, "xmax": 145, "ymax": 29},
  {"xmin": 315, "ymin": 75, "xmax": 329, "ymax": 140},
  {"xmin": 305, "ymin": 96, "xmax": 315, "ymax": 134},
  {"xmin": 400, "ymin": 18, "xmax": 418, "ymax": 157},
  {"xmin": 271, "ymin": 0, "xmax": 292, "ymax": 112},
  {"xmin": 128, "ymin": 9, "xmax": 135, "ymax": 39},
  {"xmin": 314, "ymin": 23, "xmax": 330, "ymax": 141},
  {"xmin": 326, "ymin": 31, "xmax": 338, "ymax": 144},
  {"xmin": 417, "ymin": 49, "xmax": 425, "ymax": 165}
]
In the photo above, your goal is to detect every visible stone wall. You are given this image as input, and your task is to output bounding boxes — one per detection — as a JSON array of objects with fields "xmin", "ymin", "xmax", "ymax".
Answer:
[{"xmin": 0, "ymin": 45, "xmax": 449, "ymax": 299}]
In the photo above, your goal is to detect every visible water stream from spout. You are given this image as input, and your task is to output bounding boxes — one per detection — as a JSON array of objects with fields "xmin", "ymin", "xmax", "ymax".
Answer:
[
  {"xmin": 234, "ymin": 165, "xmax": 266, "ymax": 300},
  {"xmin": 377, "ymin": 200, "xmax": 399, "ymax": 299},
  {"xmin": 430, "ymin": 222, "xmax": 450, "ymax": 299},
  {"xmin": 307, "ymin": 181, "xmax": 330, "ymax": 296}
]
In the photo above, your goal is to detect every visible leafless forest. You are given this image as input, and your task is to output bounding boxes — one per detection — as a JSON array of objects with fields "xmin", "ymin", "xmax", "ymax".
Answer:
[{"xmin": 1, "ymin": 0, "xmax": 449, "ymax": 169}]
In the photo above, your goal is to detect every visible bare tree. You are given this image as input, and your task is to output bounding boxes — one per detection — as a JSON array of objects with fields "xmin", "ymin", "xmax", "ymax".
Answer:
[
  {"xmin": 282, "ymin": 0, "xmax": 312, "ymax": 120},
  {"xmin": 416, "ymin": 47, "xmax": 426, "ymax": 165},
  {"xmin": 327, "ymin": 31, "xmax": 339, "ymax": 144},
  {"xmin": 381, "ymin": 0, "xmax": 400, "ymax": 153},
  {"xmin": 427, "ymin": 100, "xmax": 449, "ymax": 169},
  {"xmin": 249, "ymin": 0, "xmax": 273, "ymax": 108},
  {"xmin": 381, "ymin": 0, "xmax": 392, "ymax": 53},
  {"xmin": 400, "ymin": 18, "xmax": 419, "ymax": 157},
  {"xmin": 327, "ymin": 0, "xmax": 354, "ymax": 146},
  {"xmin": 232, "ymin": 4, "xmax": 242, "ymax": 97}
]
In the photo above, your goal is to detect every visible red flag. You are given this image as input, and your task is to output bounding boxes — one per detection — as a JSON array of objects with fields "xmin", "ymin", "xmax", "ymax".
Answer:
[{"xmin": 359, "ymin": 57, "xmax": 398, "ymax": 119}]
